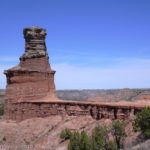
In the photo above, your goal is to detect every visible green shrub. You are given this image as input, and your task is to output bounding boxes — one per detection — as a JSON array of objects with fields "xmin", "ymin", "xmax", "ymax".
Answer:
[
  {"xmin": 112, "ymin": 120, "xmax": 126, "ymax": 149},
  {"xmin": 79, "ymin": 131, "xmax": 91, "ymax": 150},
  {"xmin": 60, "ymin": 128, "xmax": 72, "ymax": 140},
  {"xmin": 68, "ymin": 132, "xmax": 81, "ymax": 150},
  {"xmin": 107, "ymin": 140, "xmax": 118, "ymax": 150},
  {"xmin": 91, "ymin": 126, "xmax": 109, "ymax": 150},
  {"xmin": 68, "ymin": 131, "xmax": 91, "ymax": 150},
  {"xmin": 60, "ymin": 122, "xmax": 126, "ymax": 150},
  {"xmin": 0, "ymin": 104, "xmax": 4, "ymax": 116},
  {"xmin": 134, "ymin": 107, "xmax": 150, "ymax": 139}
]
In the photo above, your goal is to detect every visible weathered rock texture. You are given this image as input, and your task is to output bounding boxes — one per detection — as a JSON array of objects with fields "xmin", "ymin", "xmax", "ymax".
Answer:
[
  {"xmin": 4, "ymin": 27, "xmax": 57, "ymax": 119},
  {"xmin": 7, "ymin": 100, "xmax": 148, "ymax": 122},
  {"xmin": 4, "ymin": 27, "xmax": 150, "ymax": 121},
  {"xmin": 0, "ymin": 114, "xmax": 148, "ymax": 150}
]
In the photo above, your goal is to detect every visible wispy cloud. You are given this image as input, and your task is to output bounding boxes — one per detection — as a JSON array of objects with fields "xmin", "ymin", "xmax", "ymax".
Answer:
[
  {"xmin": 0, "ymin": 56, "xmax": 19, "ymax": 88},
  {"xmin": 0, "ymin": 56, "xmax": 18, "ymax": 63},
  {"xmin": 0, "ymin": 63, "xmax": 17, "ymax": 89},
  {"xmin": 0, "ymin": 57, "xmax": 150, "ymax": 89},
  {"xmin": 0, "ymin": 65, "xmax": 8, "ymax": 89},
  {"xmin": 53, "ymin": 58, "xmax": 150, "ymax": 89},
  {"xmin": 51, "ymin": 49, "xmax": 150, "ymax": 68}
]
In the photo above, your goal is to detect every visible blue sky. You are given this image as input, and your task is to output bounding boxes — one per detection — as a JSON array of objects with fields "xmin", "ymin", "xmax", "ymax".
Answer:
[{"xmin": 0, "ymin": 0, "xmax": 150, "ymax": 89}]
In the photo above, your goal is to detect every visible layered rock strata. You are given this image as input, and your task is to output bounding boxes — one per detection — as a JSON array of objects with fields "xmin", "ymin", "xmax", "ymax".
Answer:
[
  {"xmin": 4, "ymin": 27, "xmax": 57, "ymax": 119},
  {"xmin": 4, "ymin": 27, "xmax": 147, "ymax": 121},
  {"xmin": 8, "ymin": 101, "xmax": 143, "ymax": 121}
]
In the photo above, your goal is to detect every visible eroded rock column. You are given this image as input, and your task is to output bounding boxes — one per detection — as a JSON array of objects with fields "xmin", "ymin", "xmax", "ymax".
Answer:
[{"xmin": 4, "ymin": 27, "xmax": 57, "ymax": 119}]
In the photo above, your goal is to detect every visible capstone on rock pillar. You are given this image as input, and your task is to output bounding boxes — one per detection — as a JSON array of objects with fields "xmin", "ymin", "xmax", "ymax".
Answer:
[{"xmin": 4, "ymin": 26, "xmax": 58, "ymax": 119}]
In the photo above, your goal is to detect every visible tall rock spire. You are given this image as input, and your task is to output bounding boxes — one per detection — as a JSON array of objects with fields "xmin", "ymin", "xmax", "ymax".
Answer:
[
  {"xmin": 18, "ymin": 26, "xmax": 51, "ymax": 71},
  {"xmin": 4, "ymin": 26, "xmax": 57, "ymax": 119}
]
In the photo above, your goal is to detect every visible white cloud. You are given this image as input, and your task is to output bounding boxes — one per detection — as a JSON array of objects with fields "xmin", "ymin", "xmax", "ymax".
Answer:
[
  {"xmin": 0, "ymin": 65, "xmax": 8, "ymax": 89},
  {"xmin": 53, "ymin": 58, "xmax": 150, "ymax": 89},
  {"xmin": 1, "ymin": 58, "xmax": 150, "ymax": 89},
  {"xmin": 0, "ymin": 56, "xmax": 19, "ymax": 89},
  {"xmin": 0, "ymin": 56, "xmax": 18, "ymax": 62}
]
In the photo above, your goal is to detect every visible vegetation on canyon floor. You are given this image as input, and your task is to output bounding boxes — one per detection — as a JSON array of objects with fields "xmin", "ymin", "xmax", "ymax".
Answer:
[
  {"xmin": 133, "ymin": 107, "xmax": 150, "ymax": 139},
  {"xmin": 60, "ymin": 107, "xmax": 150, "ymax": 150},
  {"xmin": 0, "ymin": 104, "xmax": 4, "ymax": 116},
  {"xmin": 60, "ymin": 120, "xmax": 126, "ymax": 150}
]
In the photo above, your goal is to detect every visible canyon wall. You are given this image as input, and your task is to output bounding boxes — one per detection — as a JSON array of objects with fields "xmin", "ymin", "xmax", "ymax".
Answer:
[
  {"xmin": 7, "ymin": 101, "xmax": 142, "ymax": 121},
  {"xmin": 4, "ymin": 27, "xmax": 146, "ymax": 121}
]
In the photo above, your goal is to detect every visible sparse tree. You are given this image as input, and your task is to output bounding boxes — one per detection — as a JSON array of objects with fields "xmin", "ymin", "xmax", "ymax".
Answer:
[
  {"xmin": 79, "ymin": 131, "xmax": 91, "ymax": 150},
  {"xmin": 0, "ymin": 104, "xmax": 4, "ymax": 116},
  {"xmin": 60, "ymin": 122, "xmax": 127, "ymax": 150},
  {"xmin": 134, "ymin": 107, "xmax": 150, "ymax": 139},
  {"xmin": 60, "ymin": 128, "xmax": 72, "ymax": 140},
  {"xmin": 68, "ymin": 132, "xmax": 81, "ymax": 150},
  {"xmin": 91, "ymin": 126, "xmax": 108, "ymax": 150},
  {"xmin": 112, "ymin": 120, "xmax": 126, "ymax": 149},
  {"xmin": 107, "ymin": 140, "xmax": 118, "ymax": 150}
]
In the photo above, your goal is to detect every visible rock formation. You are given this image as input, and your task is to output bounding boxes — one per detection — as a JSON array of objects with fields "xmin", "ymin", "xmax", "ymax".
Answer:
[
  {"xmin": 3, "ymin": 27, "xmax": 150, "ymax": 121},
  {"xmin": 4, "ymin": 26, "xmax": 57, "ymax": 119}
]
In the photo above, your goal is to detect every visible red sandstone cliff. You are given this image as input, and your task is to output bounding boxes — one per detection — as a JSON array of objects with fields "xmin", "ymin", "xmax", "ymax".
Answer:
[
  {"xmin": 3, "ymin": 27, "xmax": 150, "ymax": 122},
  {"xmin": 1, "ymin": 27, "xmax": 150, "ymax": 149},
  {"xmin": 4, "ymin": 27, "xmax": 58, "ymax": 119}
]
